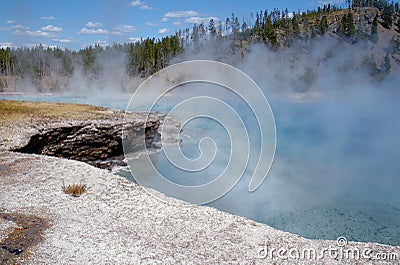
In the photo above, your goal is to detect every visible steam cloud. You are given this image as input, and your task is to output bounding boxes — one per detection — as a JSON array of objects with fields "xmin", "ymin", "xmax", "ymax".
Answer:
[
  {"xmin": 12, "ymin": 47, "xmax": 141, "ymax": 102},
  {"xmin": 197, "ymin": 38, "xmax": 400, "ymax": 245},
  {"xmin": 117, "ymin": 36, "xmax": 399, "ymax": 245}
]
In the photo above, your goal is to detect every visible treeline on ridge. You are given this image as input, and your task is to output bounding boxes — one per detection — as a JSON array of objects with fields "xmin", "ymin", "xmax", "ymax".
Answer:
[{"xmin": 1, "ymin": 0, "xmax": 399, "ymax": 84}]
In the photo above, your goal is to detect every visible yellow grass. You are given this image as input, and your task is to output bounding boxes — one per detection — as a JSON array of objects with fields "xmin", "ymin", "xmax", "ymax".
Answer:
[
  {"xmin": 63, "ymin": 181, "xmax": 87, "ymax": 197},
  {"xmin": 0, "ymin": 100, "xmax": 114, "ymax": 123},
  {"xmin": 0, "ymin": 100, "xmax": 128, "ymax": 137}
]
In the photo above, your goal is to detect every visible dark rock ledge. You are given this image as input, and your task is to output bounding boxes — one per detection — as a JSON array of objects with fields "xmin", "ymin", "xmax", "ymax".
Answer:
[{"xmin": 12, "ymin": 113, "xmax": 177, "ymax": 170}]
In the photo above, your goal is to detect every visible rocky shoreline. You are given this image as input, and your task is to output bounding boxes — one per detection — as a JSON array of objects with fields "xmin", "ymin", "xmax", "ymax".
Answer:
[
  {"xmin": 0, "ymin": 100, "xmax": 399, "ymax": 264},
  {"xmin": 0, "ymin": 100, "xmax": 181, "ymax": 170},
  {"xmin": 11, "ymin": 115, "xmax": 163, "ymax": 170}
]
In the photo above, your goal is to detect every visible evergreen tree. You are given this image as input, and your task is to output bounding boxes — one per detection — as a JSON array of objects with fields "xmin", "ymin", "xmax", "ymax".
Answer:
[
  {"xmin": 264, "ymin": 15, "xmax": 279, "ymax": 47},
  {"xmin": 225, "ymin": 17, "xmax": 231, "ymax": 33},
  {"xmin": 217, "ymin": 21, "xmax": 223, "ymax": 37},
  {"xmin": 209, "ymin": 19, "xmax": 217, "ymax": 37},
  {"xmin": 340, "ymin": 12, "xmax": 356, "ymax": 38},
  {"xmin": 381, "ymin": 53, "xmax": 391, "ymax": 75},
  {"xmin": 382, "ymin": 4, "xmax": 394, "ymax": 29},
  {"xmin": 370, "ymin": 15, "xmax": 379, "ymax": 43},
  {"xmin": 291, "ymin": 15, "xmax": 300, "ymax": 38},
  {"xmin": 319, "ymin": 16, "xmax": 329, "ymax": 34},
  {"xmin": 230, "ymin": 13, "xmax": 240, "ymax": 37},
  {"xmin": 361, "ymin": 54, "xmax": 379, "ymax": 79}
]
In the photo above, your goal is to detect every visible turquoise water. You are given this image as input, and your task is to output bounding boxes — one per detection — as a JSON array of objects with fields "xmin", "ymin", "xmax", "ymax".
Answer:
[{"xmin": 2, "ymin": 92, "xmax": 399, "ymax": 246}]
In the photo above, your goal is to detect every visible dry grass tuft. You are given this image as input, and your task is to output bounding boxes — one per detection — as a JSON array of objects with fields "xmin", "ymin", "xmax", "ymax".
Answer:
[{"xmin": 63, "ymin": 180, "xmax": 87, "ymax": 197}]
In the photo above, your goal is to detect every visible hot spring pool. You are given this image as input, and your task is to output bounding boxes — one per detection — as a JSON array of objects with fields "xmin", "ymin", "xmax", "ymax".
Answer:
[{"xmin": 2, "ymin": 92, "xmax": 399, "ymax": 246}]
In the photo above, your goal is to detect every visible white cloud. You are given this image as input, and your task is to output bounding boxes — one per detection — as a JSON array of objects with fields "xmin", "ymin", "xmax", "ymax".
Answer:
[
  {"xmin": 79, "ymin": 27, "xmax": 109, "ymax": 35},
  {"xmin": 158, "ymin": 28, "xmax": 169, "ymax": 34},
  {"xmin": 139, "ymin": 4, "xmax": 151, "ymax": 10},
  {"xmin": 86, "ymin": 21, "xmax": 102, "ymax": 27},
  {"xmin": 163, "ymin": 11, "xmax": 219, "ymax": 26},
  {"xmin": 53, "ymin": 38, "xmax": 72, "ymax": 43},
  {"xmin": 5, "ymin": 20, "xmax": 15, "ymax": 24},
  {"xmin": 129, "ymin": 0, "xmax": 144, "ymax": 7},
  {"xmin": 41, "ymin": 25, "xmax": 63, "ymax": 32},
  {"xmin": 0, "ymin": 42, "xmax": 12, "ymax": 49},
  {"xmin": 114, "ymin": 24, "xmax": 136, "ymax": 33},
  {"xmin": 12, "ymin": 30, "xmax": 51, "ymax": 37},
  {"xmin": 128, "ymin": 37, "xmax": 141, "ymax": 43},
  {"xmin": 12, "ymin": 24, "xmax": 29, "ymax": 30},
  {"xmin": 146, "ymin": 22, "xmax": 158, "ymax": 26},
  {"xmin": 164, "ymin": 10, "xmax": 198, "ymax": 18},
  {"xmin": 40, "ymin": 16, "xmax": 55, "ymax": 20},
  {"xmin": 128, "ymin": 0, "xmax": 152, "ymax": 10},
  {"xmin": 184, "ymin": 16, "xmax": 219, "ymax": 24}
]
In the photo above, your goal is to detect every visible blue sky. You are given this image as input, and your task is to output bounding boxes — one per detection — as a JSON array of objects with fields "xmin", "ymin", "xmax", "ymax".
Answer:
[{"xmin": 0, "ymin": 0, "xmax": 345, "ymax": 50}]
